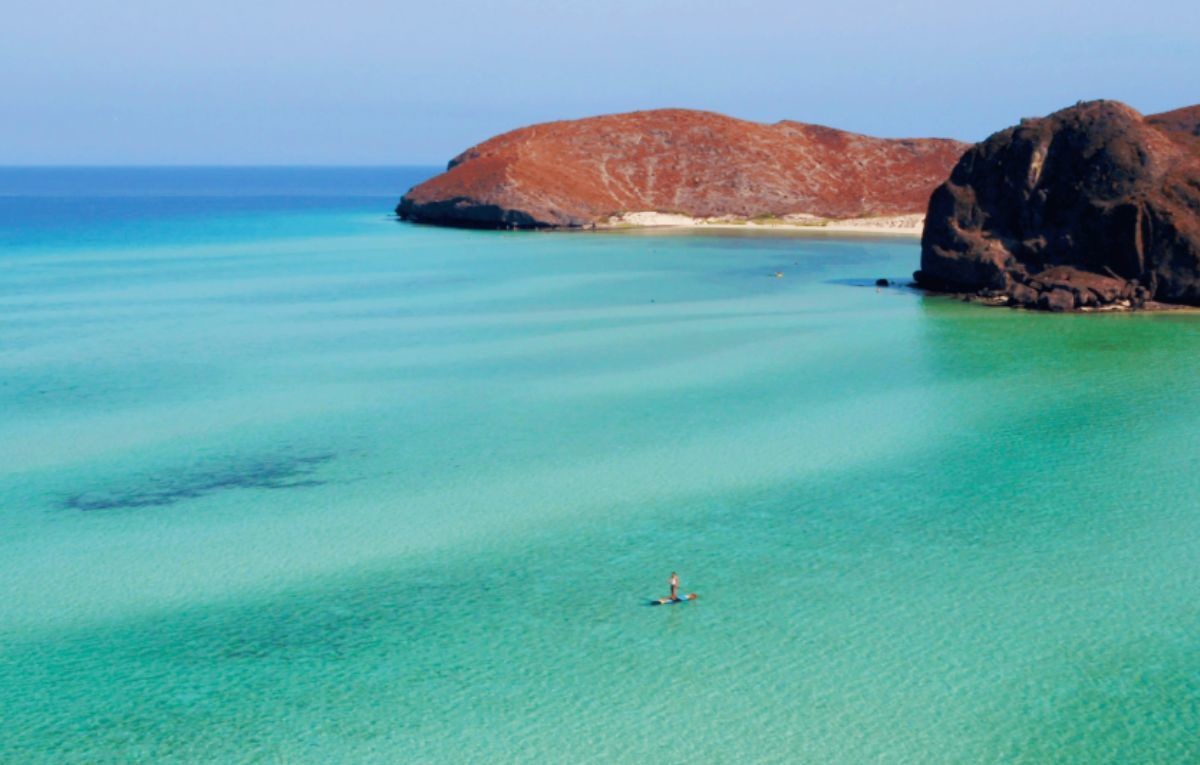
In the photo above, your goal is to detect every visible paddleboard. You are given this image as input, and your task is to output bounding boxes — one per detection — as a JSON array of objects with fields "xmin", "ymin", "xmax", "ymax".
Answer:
[{"xmin": 651, "ymin": 593, "xmax": 697, "ymax": 606}]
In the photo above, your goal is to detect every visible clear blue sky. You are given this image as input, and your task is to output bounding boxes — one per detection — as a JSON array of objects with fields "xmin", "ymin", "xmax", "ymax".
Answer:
[{"xmin": 4, "ymin": 0, "xmax": 1197, "ymax": 165}]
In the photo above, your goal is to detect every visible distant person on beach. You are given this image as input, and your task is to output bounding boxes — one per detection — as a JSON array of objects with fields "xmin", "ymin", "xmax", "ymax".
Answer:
[{"xmin": 669, "ymin": 572, "xmax": 679, "ymax": 600}]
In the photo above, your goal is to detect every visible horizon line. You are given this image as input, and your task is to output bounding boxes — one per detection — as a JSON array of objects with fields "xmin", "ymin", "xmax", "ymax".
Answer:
[{"xmin": 0, "ymin": 163, "xmax": 445, "ymax": 170}]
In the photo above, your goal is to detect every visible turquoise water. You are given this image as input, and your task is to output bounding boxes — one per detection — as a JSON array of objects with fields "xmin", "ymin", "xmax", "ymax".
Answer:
[{"xmin": 2, "ymin": 169, "xmax": 1199, "ymax": 763}]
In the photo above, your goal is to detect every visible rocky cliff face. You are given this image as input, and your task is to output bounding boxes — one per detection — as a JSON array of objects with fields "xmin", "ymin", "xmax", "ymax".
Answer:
[
  {"xmin": 916, "ymin": 100, "xmax": 1200, "ymax": 311},
  {"xmin": 397, "ymin": 109, "xmax": 967, "ymax": 228}
]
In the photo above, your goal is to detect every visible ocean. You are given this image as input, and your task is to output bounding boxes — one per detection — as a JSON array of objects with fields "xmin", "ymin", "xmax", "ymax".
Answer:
[{"xmin": 1, "ymin": 167, "xmax": 1198, "ymax": 763}]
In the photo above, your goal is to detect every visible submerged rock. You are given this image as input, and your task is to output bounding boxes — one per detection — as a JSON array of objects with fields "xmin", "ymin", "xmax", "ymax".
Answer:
[
  {"xmin": 397, "ymin": 109, "xmax": 967, "ymax": 229},
  {"xmin": 915, "ymin": 100, "xmax": 1200, "ymax": 311}
]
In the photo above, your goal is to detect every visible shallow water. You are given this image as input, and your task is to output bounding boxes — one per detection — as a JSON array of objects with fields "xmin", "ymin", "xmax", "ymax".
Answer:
[{"xmin": 2, "ymin": 169, "xmax": 1198, "ymax": 763}]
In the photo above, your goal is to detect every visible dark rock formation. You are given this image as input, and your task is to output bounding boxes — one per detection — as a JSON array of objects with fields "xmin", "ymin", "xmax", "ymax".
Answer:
[
  {"xmin": 397, "ymin": 109, "xmax": 967, "ymax": 229},
  {"xmin": 915, "ymin": 100, "xmax": 1200, "ymax": 311}
]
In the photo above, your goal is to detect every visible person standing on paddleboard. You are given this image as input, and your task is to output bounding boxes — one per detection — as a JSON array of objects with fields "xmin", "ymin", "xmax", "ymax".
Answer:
[{"xmin": 669, "ymin": 572, "xmax": 679, "ymax": 600}]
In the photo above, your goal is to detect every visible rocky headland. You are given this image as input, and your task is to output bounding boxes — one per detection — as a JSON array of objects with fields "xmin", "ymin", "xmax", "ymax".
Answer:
[
  {"xmin": 916, "ymin": 100, "xmax": 1200, "ymax": 311},
  {"xmin": 396, "ymin": 109, "xmax": 967, "ymax": 229}
]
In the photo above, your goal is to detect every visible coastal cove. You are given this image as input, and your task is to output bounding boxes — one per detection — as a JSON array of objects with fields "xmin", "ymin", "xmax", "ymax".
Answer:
[
  {"xmin": 3, "ymin": 168, "xmax": 1200, "ymax": 762},
  {"xmin": 598, "ymin": 211, "xmax": 925, "ymax": 236}
]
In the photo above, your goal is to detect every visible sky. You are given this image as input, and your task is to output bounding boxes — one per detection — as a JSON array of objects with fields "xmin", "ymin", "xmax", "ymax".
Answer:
[{"xmin": 3, "ymin": 0, "xmax": 1198, "ymax": 165}]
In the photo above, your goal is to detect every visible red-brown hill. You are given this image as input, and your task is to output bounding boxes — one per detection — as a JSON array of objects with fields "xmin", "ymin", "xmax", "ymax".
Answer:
[
  {"xmin": 396, "ymin": 109, "xmax": 968, "ymax": 228},
  {"xmin": 1147, "ymin": 105, "xmax": 1200, "ymax": 140}
]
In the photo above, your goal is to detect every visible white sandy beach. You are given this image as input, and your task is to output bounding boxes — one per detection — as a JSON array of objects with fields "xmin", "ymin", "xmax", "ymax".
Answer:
[{"xmin": 601, "ymin": 211, "xmax": 924, "ymax": 237}]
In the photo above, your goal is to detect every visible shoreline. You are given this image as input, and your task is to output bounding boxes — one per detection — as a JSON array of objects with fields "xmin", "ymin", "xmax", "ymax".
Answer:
[
  {"xmin": 949, "ymin": 292, "xmax": 1200, "ymax": 314},
  {"xmin": 595, "ymin": 211, "xmax": 923, "ymax": 237}
]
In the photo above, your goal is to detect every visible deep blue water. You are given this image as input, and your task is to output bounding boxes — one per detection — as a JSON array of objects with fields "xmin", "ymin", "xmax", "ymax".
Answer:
[{"xmin": 0, "ymin": 166, "xmax": 438, "ymax": 251}]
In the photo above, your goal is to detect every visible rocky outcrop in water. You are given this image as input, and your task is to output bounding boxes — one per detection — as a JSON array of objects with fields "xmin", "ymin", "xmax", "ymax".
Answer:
[
  {"xmin": 396, "ymin": 109, "xmax": 967, "ymax": 229},
  {"xmin": 915, "ymin": 100, "xmax": 1200, "ymax": 311}
]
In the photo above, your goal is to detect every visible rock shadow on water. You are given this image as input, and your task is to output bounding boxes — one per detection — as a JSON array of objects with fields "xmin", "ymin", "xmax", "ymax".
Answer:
[
  {"xmin": 63, "ymin": 452, "xmax": 335, "ymax": 512},
  {"xmin": 825, "ymin": 277, "xmax": 917, "ymax": 291}
]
